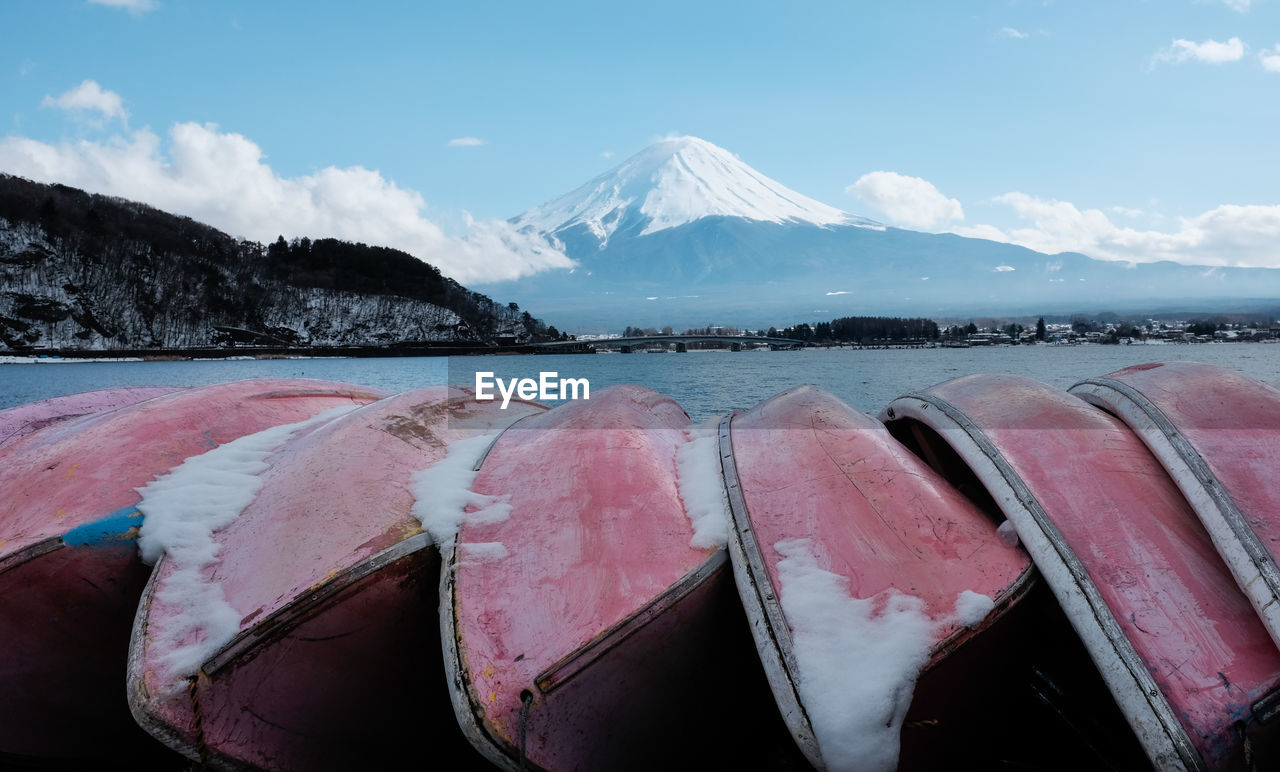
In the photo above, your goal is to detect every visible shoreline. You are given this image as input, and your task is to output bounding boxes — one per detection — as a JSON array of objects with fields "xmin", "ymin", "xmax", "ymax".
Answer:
[
  {"xmin": 2, "ymin": 337, "xmax": 1276, "ymax": 365},
  {"xmin": 0, "ymin": 342, "xmax": 584, "ymax": 364}
]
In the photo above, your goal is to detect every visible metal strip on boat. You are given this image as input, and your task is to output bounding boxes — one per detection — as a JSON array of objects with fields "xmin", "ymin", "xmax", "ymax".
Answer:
[
  {"xmin": 440, "ymin": 411, "xmax": 566, "ymax": 772},
  {"xmin": 885, "ymin": 392, "xmax": 1204, "ymax": 772},
  {"xmin": 534, "ymin": 550, "xmax": 727, "ymax": 694},
  {"xmin": 717, "ymin": 412, "xmax": 823, "ymax": 768},
  {"xmin": 471, "ymin": 412, "xmax": 539, "ymax": 472},
  {"xmin": 201, "ymin": 532, "xmax": 435, "ymax": 675},
  {"xmin": 0, "ymin": 537, "xmax": 63, "ymax": 576},
  {"xmin": 126, "ymin": 555, "xmax": 204, "ymax": 765},
  {"xmin": 1071, "ymin": 376, "xmax": 1280, "ymax": 648}
]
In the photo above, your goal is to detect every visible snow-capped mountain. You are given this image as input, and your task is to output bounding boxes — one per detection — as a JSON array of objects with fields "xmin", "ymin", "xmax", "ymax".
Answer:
[
  {"xmin": 512, "ymin": 136, "xmax": 879, "ymax": 248},
  {"xmin": 481, "ymin": 137, "xmax": 1280, "ymax": 332}
]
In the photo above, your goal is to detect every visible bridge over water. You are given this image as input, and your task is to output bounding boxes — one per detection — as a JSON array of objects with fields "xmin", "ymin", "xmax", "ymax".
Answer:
[{"xmin": 532, "ymin": 335, "xmax": 808, "ymax": 353}]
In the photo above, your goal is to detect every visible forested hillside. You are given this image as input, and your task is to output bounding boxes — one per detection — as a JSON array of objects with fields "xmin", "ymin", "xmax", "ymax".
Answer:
[{"xmin": 0, "ymin": 175, "xmax": 559, "ymax": 351}]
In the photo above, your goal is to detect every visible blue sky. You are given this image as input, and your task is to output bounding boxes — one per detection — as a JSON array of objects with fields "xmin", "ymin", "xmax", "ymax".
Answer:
[{"xmin": 3, "ymin": 0, "xmax": 1279, "ymax": 283}]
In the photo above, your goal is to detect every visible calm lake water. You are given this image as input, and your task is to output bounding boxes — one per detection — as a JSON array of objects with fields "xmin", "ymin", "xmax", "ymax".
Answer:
[{"xmin": 4, "ymin": 343, "xmax": 1280, "ymax": 420}]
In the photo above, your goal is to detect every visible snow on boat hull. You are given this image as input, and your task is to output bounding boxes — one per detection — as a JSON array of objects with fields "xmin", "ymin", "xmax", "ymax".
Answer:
[
  {"xmin": 1070, "ymin": 362, "xmax": 1280, "ymax": 651},
  {"xmin": 126, "ymin": 386, "xmax": 537, "ymax": 770},
  {"xmin": 884, "ymin": 373, "xmax": 1280, "ymax": 771},
  {"xmin": 0, "ymin": 379, "xmax": 385, "ymax": 763},
  {"xmin": 132, "ymin": 542, "xmax": 495, "ymax": 771},
  {"xmin": 722, "ymin": 385, "xmax": 1035, "ymax": 771},
  {"xmin": 444, "ymin": 384, "xmax": 799, "ymax": 771}
]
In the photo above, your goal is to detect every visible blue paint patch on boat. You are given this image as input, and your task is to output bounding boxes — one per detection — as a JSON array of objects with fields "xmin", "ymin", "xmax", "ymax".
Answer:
[{"xmin": 61, "ymin": 505, "xmax": 143, "ymax": 546}]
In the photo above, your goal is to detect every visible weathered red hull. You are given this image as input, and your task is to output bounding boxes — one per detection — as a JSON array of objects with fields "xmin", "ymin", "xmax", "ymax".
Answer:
[
  {"xmin": 723, "ymin": 385, "xmax": 1034, "ymax": 770},
  {"xmin": 446, "ymin": 385, "xmax": 798, "ymax": 770},
  {"xmin": 0, "ymin": 379, "xmax": 386, "ymax": 763},
  {"xmin": 885, "ymin": 373, "xmax": 1280, "ymax": 771},
  {"xmin": 1071, "ymin": 362, "xmax": 1280, "ymax": 651},
  {"xmin": 0, "ymin": 386, "xmax": 180, "ymax": 448},
  {"xmin": 128, "ymin": 386, "xmax": 537, "ymax": 770}
]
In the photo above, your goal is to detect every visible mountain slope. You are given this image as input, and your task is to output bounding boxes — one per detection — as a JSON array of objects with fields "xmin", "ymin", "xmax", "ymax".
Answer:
[
  {"xmin": 512, "ymin": 136, "xmax": 878, "ymax": 249},
  {"xmin": 485, "ymin": 137, "xmax": 1280, "ymax": 330},
  {"xmin": 0, "ymin": 175, "xmax": 556, "ymax": 351}
]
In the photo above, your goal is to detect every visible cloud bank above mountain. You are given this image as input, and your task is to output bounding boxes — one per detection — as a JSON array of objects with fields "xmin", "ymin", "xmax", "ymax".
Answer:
[
  {"xmin": 848, "ymin": 171, "xmax": 1280, "ymax": 269},
  {"xmin": 0, "ymin": 121, "xmax": 571, "ymax": 284}
]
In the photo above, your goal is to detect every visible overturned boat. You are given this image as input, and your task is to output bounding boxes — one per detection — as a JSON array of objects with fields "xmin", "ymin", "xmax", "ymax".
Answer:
[
  {"xmin": 721, "ymin": 385, "xmax": 1037, "ymax": 771},
  {"xmin": 127, "ymin": 386, "xmax": 535, "ymax": 771},
  {"xmin": 441, "ymin": 384, "xmax": 798, "ymax": 771},
  {"xmin": 0, "ymin": 379, "xmax": 384, "ymax": 767},
  {"xmin": 0, "ymin": 386, "xmax": 180, "ymax": 448},
  {"xmin": 883, "ymin": 373, "xmax": 1280, "ymax": 771},
  {"xmin": 1071, "ymin": 361, "xmax": 1280, "ymax": 650}
]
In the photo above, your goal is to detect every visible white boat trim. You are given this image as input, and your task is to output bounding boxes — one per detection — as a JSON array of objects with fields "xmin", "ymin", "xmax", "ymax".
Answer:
[
  {"xmin": 1071, "ymin": 377, "xmax": 1280, "ymax": 651},
  {"xmin": 718, "ymin": 412, "xmax": 825, "ymax": 769},
  {"xmin": 882, "ymin": 393, "xmax": 1201, "ymax": 772}
]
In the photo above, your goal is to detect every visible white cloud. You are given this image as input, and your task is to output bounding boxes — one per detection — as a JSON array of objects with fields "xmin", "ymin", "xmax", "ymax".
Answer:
[
  {"xmin": 447, "ymin": 137, "xmax": 485, "ymax": 147},
  {"xmin": 88, "ymin": 0, "xmax": 157, "ymax": 12},
  {"xmin": 999, "ymin": 27, "xmax": 1029, "ymax": 39},
  {"xmin": 601, "ymin": 150, "xmax": 614, "ymax": 159},
  {"xmin": 846, "ymin": 171, "xmax": 964, "ymax": 229},
  {"xmin": 965, "ymin": 192, "xmax": 1280, "ymax": 268},
  {"xmin": 825, "ymin": 290, "xmax": 851, "ymax": 296},
  {"xmin": 842, "ymin": 169, "xmax": 1280, "ymax": 270},
  {"xmin": 0, "ymin": 123, "xmax": 572, "ymax": 284},
  {"xmin": 1149, "ymin": 37, "xmax": 1246, "ymax": 68},
  {"xmin": 1260, "ymin": 44, "xmax": 1280, "ymax": 72},
  {"xmin": 1219, "ymin": 0, "xmax": 1251, "ymax": 11},
  {"xmin": 951, "ymin": 223, "xmax": 1009, "ymax": 241},
  {"xmin": 41, "ymin": 80, "xmax": 127, "ymax": 124}
]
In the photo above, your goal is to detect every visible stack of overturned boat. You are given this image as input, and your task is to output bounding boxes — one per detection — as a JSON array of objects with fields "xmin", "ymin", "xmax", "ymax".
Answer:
[{"xmin": 2, "ymin": 360, "xmax": 1278, "ymax": 771}]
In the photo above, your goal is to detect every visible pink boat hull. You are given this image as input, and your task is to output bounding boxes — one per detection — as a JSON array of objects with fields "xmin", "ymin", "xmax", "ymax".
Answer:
[
  {"xmin": 139, "ymin": 547, "xmax": 492, "ymax": 770},
  {"xmin": 723, "ymin": 385, "xmax": 1035, "ymax": 770},
  {"xmin": 128, "ymin": 387, "xmax": 539, "ymax": 770},
  {"xmin": 0, "ymin": 379, "xmax": 386, "ymax": 763},
  {"xmin": 885, "ymin": 373, "xmax": 1280, "ymax": 770},
  {"xmin": 1071, "ymin": 362, "xmax": 1280, "ymax": 651},
  {"xmin": 446, "ymin": 385, "xmax": 801, "ymax": 770},
  {"xmin": 0, "ymin": 386, "xmax": 181, "ymax": 448}
]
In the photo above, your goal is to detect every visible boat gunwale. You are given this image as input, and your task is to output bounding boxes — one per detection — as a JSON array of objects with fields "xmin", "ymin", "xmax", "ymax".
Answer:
[
  {"xmin": 440, "ymin": 537, "xmax": 526, "ymax": 772},
  {"xmin": 440, "ymin": 407, "xmax": 582, "ymax": 772},
  {"xmin": 200, "ymin": 531, "xmax": 434, "ymax": 675},
  {"xmin": 442, "ymin": 390, "xmax": 724, "ymax": 771},
  {"xmin": 882, "ymin": 389, "xmax": 1202, "ymax": 772},
  {"xmin": 533, "ymin": 550, "xmax": 728, "ymax": 694},
  {"xmin": 719, "ymin": 410, "xmax": 823, "ymax": 768},
  {"xmin": 721, "ymin": 397, "xmax": 1039, "ymax": 771},
  {"xmin": 126, "ymin": 553, "xmax": 207, "ymax": 767},
  {"xmin": 129, "ymin": 544, "xmax": 444, "ymax": 772},
  {"xmin": 1071, "ymin": 375, "xmax": 1280, "ymax": 650},
  {"xmin": 0, "ymin": 535, "xmax": 63, "ymax": 576}
]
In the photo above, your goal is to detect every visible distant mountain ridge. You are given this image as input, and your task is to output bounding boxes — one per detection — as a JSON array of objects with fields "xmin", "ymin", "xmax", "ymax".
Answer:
[
  {"xmin": 0, "ymin": 174, "xmax": 556, "ymax": 351},
  {"xmin": 485, "ymin": 137, "xmax": 1280, "ymax": 331}
]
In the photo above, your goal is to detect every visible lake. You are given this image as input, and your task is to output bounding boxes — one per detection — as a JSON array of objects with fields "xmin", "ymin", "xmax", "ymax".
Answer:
[{"xmin": 4, "ymin": 342, "xmax": 1279, "ymax": 420}]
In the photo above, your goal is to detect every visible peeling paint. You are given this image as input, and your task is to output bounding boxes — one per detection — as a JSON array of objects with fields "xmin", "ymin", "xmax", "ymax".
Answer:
[{"xmin": 62, "ymin": 505, "xmax": 143, "ymax": 546}]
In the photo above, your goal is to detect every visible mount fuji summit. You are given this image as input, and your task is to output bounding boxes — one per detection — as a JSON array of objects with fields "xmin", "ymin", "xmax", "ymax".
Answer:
[
  {"xmin": 511, "ymin": 135, "xmax": 879, "ymax": 248},
  {"xmin": 479, "ymin": 137, "xmax": 1280, "ymax": 331}
]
